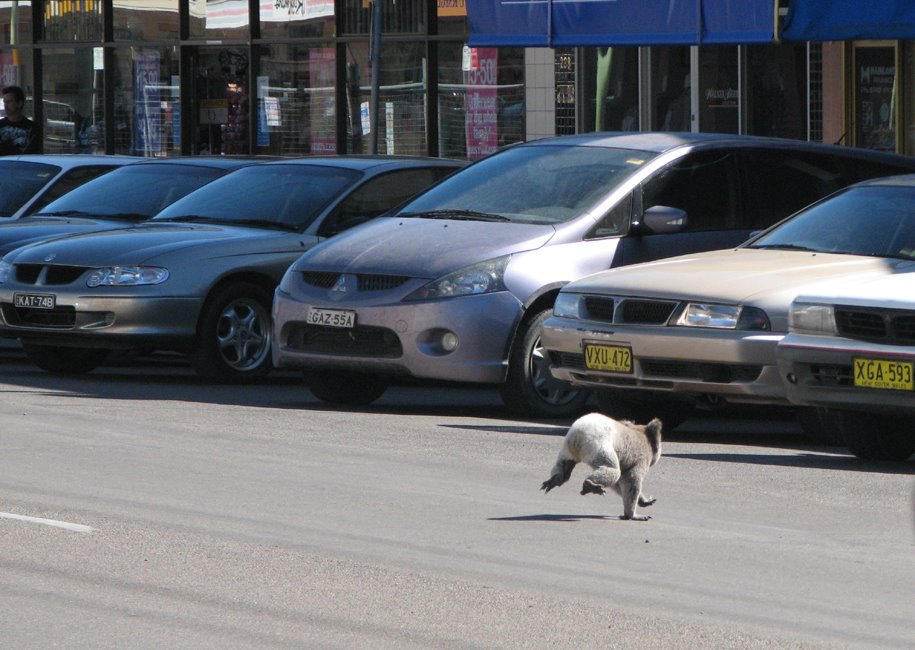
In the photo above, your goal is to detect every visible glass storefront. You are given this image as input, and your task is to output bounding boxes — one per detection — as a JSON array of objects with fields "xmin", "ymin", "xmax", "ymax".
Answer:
[
  {"xmin": 112, "ymin": 46, "xmax": 181, "ymax": 156},
  {"xmin": 41, "ymin": 47, "xmax": 102, "ymax": 152}
]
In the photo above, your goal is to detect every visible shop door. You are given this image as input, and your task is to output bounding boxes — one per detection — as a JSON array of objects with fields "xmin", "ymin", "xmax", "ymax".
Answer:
[
  {"xmin": 189, "ymin": 47, "xmax": 251, "ymax": 155},
  {"xmin": 697, "ymin": 45, "xmax": 740, "ymax": 134},
  {"xmin": 851, "ymin": 43, "xmax": 898, "ymax": 152}
]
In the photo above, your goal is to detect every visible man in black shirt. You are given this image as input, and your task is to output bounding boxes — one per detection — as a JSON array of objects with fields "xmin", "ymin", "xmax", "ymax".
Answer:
[{"xmin": 0, "ymin": 85, "xmax": 39, "ymax": 155}]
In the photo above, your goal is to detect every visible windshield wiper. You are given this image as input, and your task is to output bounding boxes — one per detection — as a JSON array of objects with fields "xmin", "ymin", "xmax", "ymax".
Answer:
[
  {"xmin": 749, "ymin": 243, "xmax": 818, "ymax": 252},
  {"xmin": 219, "ymin": 218, "xmax": 298, "ymax": 231},
  {"xmin": 34, "ymin": 210, "xmax": 98, "ymax": 218},
  {"xmin": 153, "ymin": 214, "xmax": 210, "ymax": 222},
  {"xmin": 400, "ymin": 209, "xmax": 510, "ymax": 222}
]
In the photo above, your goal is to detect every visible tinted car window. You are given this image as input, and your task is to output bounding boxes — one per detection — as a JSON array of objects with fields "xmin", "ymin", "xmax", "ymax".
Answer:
[
  {"xmin": 32, "ymin": 166, "xmax": 119, "ymax": 214},
  {"xmin": 641, "ymin": 150, "xmax": 739, "ymax": 231},
  {"xmin": 319, "ymin": 167, "xmax": 456, "ymax": 237},
  {"xmin": 397, "ymin": 145, "xmax": 656, "ymax": 224},
  {"xmin": 153, "ymin": 164, "xmax": 362, "ymax": 229},
  {"xmin": 750, "ymin": 185, "xmax": 915, "ymax": 258},
  {"xmin": 0, "ymin": 161, "xmax": 61, "ymax": 217},
  {"xmin": 739, "ymin": 149, "xmax": 846, "ymax": 228},
  {"xmin": 38, "ymin": 164, "xmax": 227, "ymax": 218}
]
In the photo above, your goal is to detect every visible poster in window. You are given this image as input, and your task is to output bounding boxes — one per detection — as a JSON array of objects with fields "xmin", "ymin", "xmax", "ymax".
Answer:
[{"xmin": 855, "ymin": 47, "xmax": 896, "ymax": 152}]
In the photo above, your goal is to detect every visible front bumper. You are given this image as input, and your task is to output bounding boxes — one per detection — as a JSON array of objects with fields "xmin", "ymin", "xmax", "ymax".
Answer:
[
  {"xmin": 0, "ymin": 288, "xmax": 202, "ymax": 350},
  {"xmin": 542, "ymin": 315, "xmax": 787, "ymax": 405},
  {"xmin": 272, "ymin": 288, "xmax": 524, "ymax": 384},
  {"xmin": 777, "ymin": 333, "xmax": 915, "ymax": 414}
]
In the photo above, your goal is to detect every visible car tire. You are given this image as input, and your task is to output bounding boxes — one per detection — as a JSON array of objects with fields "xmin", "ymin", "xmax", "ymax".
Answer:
[
  {"xmin": 192, "ymin": 282, "xmax": 273, "ymax": 382},
  {"xmin": 834, "ymin": 410, "xmax": 915, "ymax": 461},
  {"xmin": 594, "ymin": 388, "xmax": 693, "ymax": 431},
  {"xmin": 305, "ymin": 371, "xmax": 388, "ymax": 405},
  {"xmin": 499, "ymin": 308, "xmax": 591, "ymax": 419},
  {"xmin": 22, "ymin": 342, "xmax": 110, "ymax": 375},
  {"xmin": 796, "ymin": 407, "xmax": 843, "ymax": 446}
]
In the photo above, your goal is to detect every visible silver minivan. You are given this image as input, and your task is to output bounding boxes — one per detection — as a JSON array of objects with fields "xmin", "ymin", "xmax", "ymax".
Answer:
[{"xmin": 272, "ymin": 132, "xmax": 915, "ymax": 417}]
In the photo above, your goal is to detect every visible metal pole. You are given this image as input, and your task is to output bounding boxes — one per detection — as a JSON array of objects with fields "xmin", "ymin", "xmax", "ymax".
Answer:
[{"xmin": 369, "ymin": 0, "xmax": 382, "ymax": 154}]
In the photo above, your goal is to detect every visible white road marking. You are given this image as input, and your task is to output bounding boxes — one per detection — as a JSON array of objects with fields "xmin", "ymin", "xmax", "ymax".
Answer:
[{"xmin": 0, "ymin": 512, "xmax": 95, "ymax": 533}]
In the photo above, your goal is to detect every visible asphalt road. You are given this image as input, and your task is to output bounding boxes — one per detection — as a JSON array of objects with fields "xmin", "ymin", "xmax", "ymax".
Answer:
[{"xmin": 1, "ymin": 347, "xmax": 913, "ymax": 649}]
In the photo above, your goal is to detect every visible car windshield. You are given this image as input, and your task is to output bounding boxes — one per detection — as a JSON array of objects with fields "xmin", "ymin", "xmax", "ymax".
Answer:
[
  {"xmin": 395, "ymin": 144, "xmax": 655, "ymax": 224},
  {"xmin": 748, "ymin": 184, "xmax": 915, "ymax": 260},
  {"xmin": 0, "ymin": 160, "xmax": 61, "ymax": 217},
  {"xmin": 153, "ymin": 164, "xmax": 361, "ymax": 230},
  {"xmin": 35, "ymin": 164, "xmax": 227, "ymax": 220}
]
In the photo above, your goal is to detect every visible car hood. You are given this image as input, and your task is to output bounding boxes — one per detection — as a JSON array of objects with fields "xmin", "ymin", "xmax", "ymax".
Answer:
[
  {"xmin": 565, "ymin": 248, "xmax": 915, "ymax": 305},
  {"xmin": 791, "ymin": 270, "xmax": 915, "ymax": 310},
  {"xmin": 0, "ymin": 216, "xmax": 132, "ymax": 255},
  {"xmin": 6, "ymin": 221, "xmax": 295, "ymax": 265},
  {"xmin": 296, "ymin": 217, "xmax": 556, "ymax": 277}
]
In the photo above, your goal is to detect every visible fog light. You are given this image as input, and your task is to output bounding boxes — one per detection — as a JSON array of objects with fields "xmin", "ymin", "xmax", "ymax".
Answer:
[
  {"xmin": 787, "ymin": 373, "xmax": 797, "ymax": 384},
  {"xmin": 441, "ymin": 332, "xmax": 459, "ymax": 352}
]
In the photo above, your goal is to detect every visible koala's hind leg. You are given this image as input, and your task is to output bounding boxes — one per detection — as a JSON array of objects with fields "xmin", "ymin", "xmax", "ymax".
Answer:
[
  {"xmin": 619, "ymin": 468, "xmax": 651, "ymax": 521},
  {"xmin": 541, "ymin": 458, "xmax": 576, "ymax": 493},
  {"xmin": 580, "ymin": 454, "xmax": 621, "ymax": 496}
]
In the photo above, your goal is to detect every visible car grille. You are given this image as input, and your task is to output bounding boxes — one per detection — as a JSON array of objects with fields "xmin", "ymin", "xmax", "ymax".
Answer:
[
  {"xmin": 807, "ymin": 363, "xmax": 852, "ymax": 387},
  {"xmin": 284, "ymin": 323, "xmax": 402, "ymax": 357},
  {"xmin": 616, "ymin": 298, "xmax": 679, "ymax": 324},
  {"xmin": 15, "ymin": 264, "xmax": 87, "ymax": 285},
  {"xmin": 300, "ymin": 271, "xmax": 411, "ymax": 292},
  {"xmin": 550, "ymin": 351, "xmax": 761, "ymax": 383},
  {"xmin": 1, "ymin": 303, "xmax": 76, "ymax": 328},
  {"xmin": 583, "ymin": 297, "xmax": 614, "ymax": 322},
  {"xmin": 835, "ymin": 306, "xmax": 915, "ymax": 345}
]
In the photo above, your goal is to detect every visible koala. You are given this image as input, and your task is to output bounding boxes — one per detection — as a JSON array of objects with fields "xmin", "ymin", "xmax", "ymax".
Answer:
[{"xmin": 541, "ymin": 412, "xmax": 662, "ymax": 521}]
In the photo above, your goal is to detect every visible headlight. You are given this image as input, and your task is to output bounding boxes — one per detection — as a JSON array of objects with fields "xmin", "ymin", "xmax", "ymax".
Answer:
[
  {"xmin": 404, "ymin": 256, "xmax": 509, "ymax": 301},
  {"xmin": 0, "ymin": 259, "xmax": 10, "ymax": 285},
  {"xmin": 552, "ymin": 292, "xmax": 582, "ymax": 319},
  {"xmin": 675, "ymin": 303, "xmax": 770, "ymax": 330},
  {"xmin": 788, "ymin": 302, "xmax": 836, "ymax": 335},
  {"xmin": 86, "ymin": 266, "xmax": 169, "ymax": 287}
]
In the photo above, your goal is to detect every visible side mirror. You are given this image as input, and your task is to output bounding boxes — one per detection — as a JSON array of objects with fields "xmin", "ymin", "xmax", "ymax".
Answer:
[{"xmin": 640, "ymin": 205, "xmax": 687, "ymax": 234}]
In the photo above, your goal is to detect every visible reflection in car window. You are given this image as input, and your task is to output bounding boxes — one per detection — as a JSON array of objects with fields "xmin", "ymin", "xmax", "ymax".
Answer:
[
  {"xmin": 153, "ymin": 164, "xmax": 362, "ymax": 230},
  {"xmin": 38, "ymin": 164, "xmax": 226, "ymax": 219},
  {"xmin": 395, "ymin": 145, "xmax": 655, "ymax": 224},
  {"xmin": 749, "ymin": 185, "xmax": 915, "ymax": 259},
  {"xmin": 0, "ymin": 161, "xmax": 61, "ymax": 218}
]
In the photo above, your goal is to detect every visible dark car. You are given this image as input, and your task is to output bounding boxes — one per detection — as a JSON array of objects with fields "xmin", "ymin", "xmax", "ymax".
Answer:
[
  {"xmin": 0, "ymin": 156, "xmax": 465, "ymax": 380},
  {"xmin": 0, "ymin": 157, "xmax": 274, "ymax": 256},
  {"xmin": 0, "ymin": 154, "xmax": 139, "ymax": 220}
]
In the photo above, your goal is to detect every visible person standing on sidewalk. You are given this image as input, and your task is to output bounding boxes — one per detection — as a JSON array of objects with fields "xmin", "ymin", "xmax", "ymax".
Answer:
[{"xmin": 0, "ymin": 85, "xmax": 39, "ymax": 155}]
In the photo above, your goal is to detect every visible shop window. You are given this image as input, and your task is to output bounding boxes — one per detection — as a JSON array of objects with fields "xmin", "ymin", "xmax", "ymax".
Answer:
[
  {"xmin": 345, "ymin": 41, "xmax": 427, "ymax": 155},
  {"xmin": 1, "ymin": 0, "xmax": 33, "ymax": 46},
  {"xmin": 259, "ymin": 1, "xmax": 335, "ymax": 38},
  {"xmin": 0, "ymin": 48, "xmax": 33, "ymax": 114},
  {"xmin": 651, "ymin": 46, "xmax": 691, "ymax": 131},
  {"xmin": 189, "ymin": 0, "xmax": 249, "ymax": 41},
  {"xmin": 437, "ymin": 43, "xmax": 524, "ymax": 160},
  {"xmin": 745, "ymin": 44, "xmax": 806, "ymax": 140},
  {"xmin": 340, "ymin": 0, "xmax": 425, "ymax": 34},
  {"xmin": 113, "ymin": 0, "xmax": 179, "ymax": 42},
  {"xmin": 698, "ymin": 45, "xmax": 738, "ymax": 135},
  {"xmin": 853, "ymin": 44, "xmax": 897, "ymax": 152},
  {"xmin": 42, "ymin": 0, "xmax": 102, "ymax": 42},
  {"xmin": 42, "ymin": 48, "xmax": 104, "ymax": 153},
  {"xmin": 112, "ymin": 46, "xmax": 181, "ymax": 157},
  {"xmin": 580, "ymin": 47, "xmax": 639, "ymax": 133},
  {"xmin": 256, "ymin": 44, "xmax": 336, "ymax": 156}
]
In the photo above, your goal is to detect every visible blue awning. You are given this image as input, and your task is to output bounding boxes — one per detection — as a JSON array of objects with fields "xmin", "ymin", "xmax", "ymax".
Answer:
[
  {"xmin": 781, "ymin": 0, "xmax": 915, "ymax": 41},
  {"xmin": 466, "ymin": 0, "xmax": 776, "ymax": 48}
]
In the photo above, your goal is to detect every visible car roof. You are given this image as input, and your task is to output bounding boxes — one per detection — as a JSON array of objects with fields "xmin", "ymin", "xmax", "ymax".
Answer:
[
  {"xmin": 123, "ymin": 155, "xmax": 284, "ymax": 170},
  {"xmin": 260, "ymin": 155, "xmax": 466, "ymax": 171},
  {"xmin": 853, "ymin": 173, "xmax": 915, "ymax": 188},
  {"xmin": 516, "ymin": 131, "xmax": 915, "ymax": 162},
  {"xmin": 0, "ymin": 154, "xmax": 141, "ymax": 167}
]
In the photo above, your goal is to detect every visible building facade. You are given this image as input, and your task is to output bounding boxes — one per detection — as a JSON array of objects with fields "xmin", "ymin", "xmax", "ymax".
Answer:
[{"xmin": 0, "ymin": 1, "xmax": 913, "ymax": 159}]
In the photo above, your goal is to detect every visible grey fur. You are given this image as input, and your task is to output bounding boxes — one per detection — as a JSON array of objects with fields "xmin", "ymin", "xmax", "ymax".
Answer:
[{"xmin": 541, "ymin": 413, "xmax": 662, "ymax": 521}]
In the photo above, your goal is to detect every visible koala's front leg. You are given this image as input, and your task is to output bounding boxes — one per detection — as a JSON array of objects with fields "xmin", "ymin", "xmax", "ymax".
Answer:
[{"xmin": 638, "ymin": 495, "xmax": 656, "ymax": 507}]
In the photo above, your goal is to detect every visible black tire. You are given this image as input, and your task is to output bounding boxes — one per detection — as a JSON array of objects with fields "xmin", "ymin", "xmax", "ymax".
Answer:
[
  {"xmin": 192, "ymin": 283, "xmax": 273, "ymax": 382},
  {"xmin": 499, "ymin": 308, "xmax": 591, "ymax": 419},
  {"xmin": 305, "ymin": 371, "xmax": 388, "ymax": 405},
  {"xmin": 594, "ymin": 388, "xmax": 693, "ymax": 430},
  {"xmin": 22, "ymin": 342, "xmax": 110, "ymax": 375},
  {"xmin": 796, "ymin": 407, "xmax": 843, "ymax": 446},
  {"xmin": 834, "ymin": 410, "xmax": 915, "ymax": 461}
]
